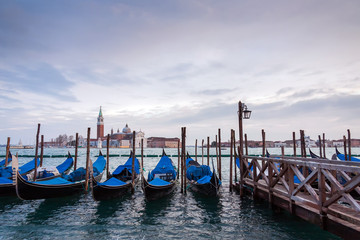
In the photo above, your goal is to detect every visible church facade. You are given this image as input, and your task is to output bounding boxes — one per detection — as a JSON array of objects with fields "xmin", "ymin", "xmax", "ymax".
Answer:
[{"xmin": 92, "ymin": 106, "xmax": 147, "ymax": 148}]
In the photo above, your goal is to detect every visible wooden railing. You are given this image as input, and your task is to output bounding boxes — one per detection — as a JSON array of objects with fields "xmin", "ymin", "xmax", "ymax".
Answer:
[{"xmin": 238, "ymin": 155, "xmax": 360, "ymax": 229}]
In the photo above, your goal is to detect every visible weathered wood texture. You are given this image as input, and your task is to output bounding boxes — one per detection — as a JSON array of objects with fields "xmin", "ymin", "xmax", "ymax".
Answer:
[{"xmin": 236, "ymin": 154, "xmax": 360, "ymax": 239}]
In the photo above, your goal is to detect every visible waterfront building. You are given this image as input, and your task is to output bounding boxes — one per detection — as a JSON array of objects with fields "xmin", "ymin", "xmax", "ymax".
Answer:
[
  {"xmin": 91, "ymin": 106, "xmax": 147, "ymax": 148},
  {"xmin": 147, "ymin": 137, "xmax": 180, "ymax": 148}
]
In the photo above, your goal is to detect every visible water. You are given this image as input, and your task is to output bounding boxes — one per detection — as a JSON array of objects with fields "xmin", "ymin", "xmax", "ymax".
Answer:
[{"xmin": 1, "ymin": 147, "xmax": 353, "ymax": 239}]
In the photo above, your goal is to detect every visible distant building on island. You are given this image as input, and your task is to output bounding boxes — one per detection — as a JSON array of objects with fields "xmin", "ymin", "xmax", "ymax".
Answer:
[
  {"xmin": 89, "ymin": 106, "xmax": 147, "ymax": 148},
  {"xmin": 147, "ymin": 137, "xmax": 180, "ymax": 148}
]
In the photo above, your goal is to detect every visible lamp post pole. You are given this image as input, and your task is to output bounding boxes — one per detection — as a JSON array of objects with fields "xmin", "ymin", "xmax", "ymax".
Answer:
[
  {"xmin": 237, "ymin": 101, "xmax": 251, "ymax": 197},
  {"xmin": 238, "ymin": 101, "xmax": 244, "ymax": 197}
]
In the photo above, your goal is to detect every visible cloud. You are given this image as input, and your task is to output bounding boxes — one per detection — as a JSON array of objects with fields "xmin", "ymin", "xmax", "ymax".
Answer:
[{"xmin": 0, "ymin": 63, "xmax": 77, "ymax": 101}]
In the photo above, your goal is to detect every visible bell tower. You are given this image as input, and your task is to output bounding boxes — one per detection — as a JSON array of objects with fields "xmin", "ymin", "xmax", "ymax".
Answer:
[{"xmin": 97, "ymin": 106, "xmax": 104, "ymax": 139}]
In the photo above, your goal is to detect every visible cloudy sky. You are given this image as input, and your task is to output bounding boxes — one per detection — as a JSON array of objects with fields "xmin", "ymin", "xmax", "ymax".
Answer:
[{"xmin": 1, "ymin": 0, "xmax": 360, "ymax": 145}]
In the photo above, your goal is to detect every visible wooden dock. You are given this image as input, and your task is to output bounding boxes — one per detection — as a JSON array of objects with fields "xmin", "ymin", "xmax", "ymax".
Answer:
[{"xmin": 233, "ymin": 154, "xmax": 360, "ymax": 239}]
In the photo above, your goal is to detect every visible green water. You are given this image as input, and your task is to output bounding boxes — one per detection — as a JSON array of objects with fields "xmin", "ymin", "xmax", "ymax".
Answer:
[{"xmin": 0, "ymin": 147, "xmax": 348, "ymax": 240}]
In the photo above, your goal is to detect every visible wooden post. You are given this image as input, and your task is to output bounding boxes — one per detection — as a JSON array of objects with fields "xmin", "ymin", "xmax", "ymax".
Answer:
[
  {"xmin": 230, "ymin": 129, "xmax": 234, "ymax": 192},
  {"xmin": 218, "ymin": 128, "xmax": 222, "ymax": 181},
  {"xmin": 33, "ymin": 123, "xmax": 40, "ymax": 181},
  {"xmin": 292, "ymin": 132, "xmax": 296, "ymax": 157},
  {"xmin": 262, "ymin": 129, "xmax": 266, "ymax": 182},
  {"xmin": 300, "ymin": 130, "xmax": 308, "ymax": 178},
  {"xmin": 131, "ymin": 131, "xmax": 136, "ymax": 194},
  {"xmin": 348, "ymin": 129, "xmax": 351, "ymax": 161},
  {"xmin": 318, "ymin": 166, "xmax": 327, "ymax": 229},
  {"xmin": 183, "ymin": 127, "xmax": 187, "ymax": 194},
  {"xmin": 322, "ymin": 133, "xmax": 326, "ymax": 159},
  {"xmin": 141, "ymin": 138, "xmax": 144, "ymax": 178},
  {"xmin": 195, "ymin": 139, "xmax": 198, "ymax": 162},
  {"xmin": 262, "ymin": 129, "xmax": 265, "ymax": 157},
  {"xmin": 244, "ymin": 133, "xmax": 248, "ymax": 156},
  {"xmin": 85, "ymin": 127, "xmax": 91, "ymax": 191},
  {"xmin": 233, "ymin": 132, "xmax": 237, "ymax": 183},
  {"xmin": 201, "ymin": 139, "xmax": 204, "ymax": 165},
  {"xmin": 106, "ymin": 134, "xmax": 110, "ymax": 179},
  {"xmin": 288, "ymin": 161, "xmax": 295, "ymax": 214},
  {"xmin": 74, "ymin": 133, "xmax": 78, "ymax": 171},
  {"xmin": 180, "ymin": 128, "xmax": 184, "ymax": 193},
  {"xmin": 281, "ymin": 146, "xmax": 285, "ymax": 156},
  {"xmin": 40, "ymin": 135, "xmax": 44, "ymax": 167},
  {"xmin": 215, "ymin": 134, "xmax": 218, "ymax": 173},
  {"xmin": 5, "ymin": 137, "xmax": 10, "ymax": 167},
  {"xmin": 238, "ymin": 101, "xmax": 244, "ymax": 197},
  {"xmin": 318, "ymin": 135, "xmax": 323, "ymax": 158},
  {"xmin": 343, "ymin": 136, "xmax": 348, "ymax": 161},
  {"xmin": 207, "ymin": 136, "xmax": 210, "ymax": 166},
  {"xmin": 177, "ymin": 138, "xmax": 180, "ymax": 180}
]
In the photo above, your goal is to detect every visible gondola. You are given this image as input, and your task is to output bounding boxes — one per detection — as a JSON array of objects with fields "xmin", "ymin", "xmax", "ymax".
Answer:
[
  {"xmin": 23, "ymin": 152, "xmax": 74, "ymax": 181},
  {"xmin": 0, "ymin": 155, "xmax": 40, "ymax": 197},
  {"xmin": 15, "ymin": 151, "xmax": 106, "ymax": 200},
  {"xmin": 186, "ymin": 153, "xmax": 221, "ymax": 196},
  {"xmin": 92, "ymin": 152, "xmax": 140, "ymax": 201},
  {"xmin": 309, "ymin": 149, "xmax": 320, "ymax": 159},
  {"xmin": 335, "ymin": 147, "xmax": 360, "ymax": 162},
  {"xmin": 142, "ymin": 150, "xmax": 177, "ymax": 200}
]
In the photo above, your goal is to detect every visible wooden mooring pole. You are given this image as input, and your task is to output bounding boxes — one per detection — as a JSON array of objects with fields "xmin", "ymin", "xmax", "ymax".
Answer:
[
  {"xmin": 40, "ymin": 135, "xmax": 44, "ymax": 167},
  {"xmin": 85, "ymin": 127, "xmax": 90, "ymax": 191},
  {"xmin": 183, "ymin": 127, "xmax": 187, "ymax": 194},
  {"xmin": 74, "ymin": 133, "xmax": 78, "ymax": 171},
  {"xmin": 322, "ymin": 133, "xmax": 326, "ymax": 159},
  {"xmin": 177, "ymin": 138, "xmax": 180, "ymax": 180},
  {"xmin": 5, "ymin": 137, "xmax": 10, "ymax": 167},
  {"xmin": 195, "ymin": 139, "xmax": 198, "ymax": 162},
  {"xmin": 201, "ymin": 139, "xmax": 204, "ymax": 165},
  {"xmin": 207, "ymin": 136, "xmax": 210, "ymax": 166},
  {"xmin": 343, "ymin": 135, "xmax": 348, "ymax": 161},
  {"xmin": 292, "ymin": 132, "xmax": 296, "ymax": 157},
  {"xmin": 131, "ymin": 131, "xmax": 136, "ymax": 194},
  {"xmin": 229, "ymin": 129, "xmax": 234, "ymax": 192},
  {"xmin": 106, "ymin": 134, "xmax": 110, "ymax": 179},
  {"xmin": 348, "ymin": 129, "xmax": 351, "ymax": 162},
  {"xmin": 33, "ymin": 123, "xmax": 40, "ymax": 182},
  {"xmin": 218, "ymin": 129, "xmax": 222, "ymax": 181},
  {"xmin": 180, "ymin": 128, "xmax": 184, "ymax": 193},
  {"xmin": 318, "ymin": 135, "xmax": 323, "ymax": 158},
  {"xmin": 141, "ymin": 138, "xmax": 144, "ymax": 179}
]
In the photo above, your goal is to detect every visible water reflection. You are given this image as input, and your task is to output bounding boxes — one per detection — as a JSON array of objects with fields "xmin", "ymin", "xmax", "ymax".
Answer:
[
  {"xmin": 94, "ymin": 194, "xmax": 131, "ymax": 224},
  {"xmin": 25, "ymin": 194, "xmax": 83, "ymax": 224}
]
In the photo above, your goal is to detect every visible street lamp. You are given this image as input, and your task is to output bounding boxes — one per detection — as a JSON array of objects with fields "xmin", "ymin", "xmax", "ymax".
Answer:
[
  {"xmin": 237, "ymin": 101, "xmax": 252, "ymax": 197},
  {"xmin": 242, "ymin": 103, "xmax": 252, "ymax": 119}
]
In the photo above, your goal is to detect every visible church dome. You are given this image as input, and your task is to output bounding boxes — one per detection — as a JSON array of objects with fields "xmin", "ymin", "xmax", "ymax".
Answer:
[{"xmin": 122, "ymin": 124, "xmax": 131, "ymax": 134}]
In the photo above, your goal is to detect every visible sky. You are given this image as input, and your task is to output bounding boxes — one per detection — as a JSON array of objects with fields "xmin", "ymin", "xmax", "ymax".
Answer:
[{"xmin": 0, "ymin": 0, "xmax": 360, "ymax": 145}]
